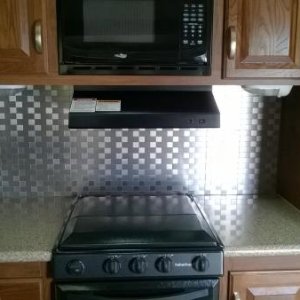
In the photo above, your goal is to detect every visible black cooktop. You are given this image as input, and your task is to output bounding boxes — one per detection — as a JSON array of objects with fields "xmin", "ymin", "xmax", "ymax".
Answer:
[{"xmin": 58, "ymin": 194, "xmax": 222, "ymax": 251}]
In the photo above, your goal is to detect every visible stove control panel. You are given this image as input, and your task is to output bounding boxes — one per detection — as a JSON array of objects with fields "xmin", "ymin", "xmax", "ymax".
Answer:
[{"xmin": 53, "ymin": 251, "xmax": 223, "ymax": 280}]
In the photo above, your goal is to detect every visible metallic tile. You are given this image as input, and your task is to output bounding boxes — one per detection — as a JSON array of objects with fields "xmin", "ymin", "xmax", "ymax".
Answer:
[{"xmin": 0, "ymin": 85, "xmax": 281, "ymax": 198}]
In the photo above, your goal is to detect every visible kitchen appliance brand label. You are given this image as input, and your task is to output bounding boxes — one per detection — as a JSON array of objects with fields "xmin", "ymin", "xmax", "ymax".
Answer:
[
  {"xmin": 114, "ymin": 53, "xmax": 127, "ymax": 59},
  {"xmin": 175, "ymin": 263, "xmax": 192, "ymax": 267}
]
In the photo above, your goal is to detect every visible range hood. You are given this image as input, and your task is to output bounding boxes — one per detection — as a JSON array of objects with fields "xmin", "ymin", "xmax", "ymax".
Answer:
[{"xmin": 69, "ymin": 87, "xmax": 220, "ymax": 129}]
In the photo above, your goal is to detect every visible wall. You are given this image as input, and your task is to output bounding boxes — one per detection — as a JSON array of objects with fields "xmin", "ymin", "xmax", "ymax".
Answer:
[
  {"xmin": 0, "ymin": 85, "xmax": 281, "ymax": 198},
  {"xmin": 278, "ymin": 86, "xmax": 300, "ymax": 210}
]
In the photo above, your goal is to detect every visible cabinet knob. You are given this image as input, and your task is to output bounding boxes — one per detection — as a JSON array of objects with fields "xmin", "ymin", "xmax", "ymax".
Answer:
[
  {"xmin": 227, "ymin": 26, "xmax": 237, "ymax": 59},
  {"xmin": 234, "ymin": 292, "xmax": 241, "ymax": 300},
  {"xmin": 33, "ymin": 20, "xmax": 43, "ymax": 54}
]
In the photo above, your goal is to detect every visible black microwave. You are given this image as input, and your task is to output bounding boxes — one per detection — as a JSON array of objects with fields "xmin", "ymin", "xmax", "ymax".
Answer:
[{"xmin": 57, "ymin": 0, "xmax": 213, "ymax": 75}]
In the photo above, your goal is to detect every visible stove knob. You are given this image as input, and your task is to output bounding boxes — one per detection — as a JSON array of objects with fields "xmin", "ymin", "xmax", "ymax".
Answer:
[
  {"xmin": 103, "ymin": 258, "xmax": 121, "ymax": 274},
  {"xmin": 192, "ymin": 256, "xmax": 208, "ymax": 272},
  {"xmin": 155, "ymin": 257, "xmax": 173, "ymax": 273},
  {"xmin": 66, "ymin": 259, "xmax": 85, "ymax": 275},
  {"xmin": 129, "ymin": 257, "xmax": 147, "ymax": 274}
]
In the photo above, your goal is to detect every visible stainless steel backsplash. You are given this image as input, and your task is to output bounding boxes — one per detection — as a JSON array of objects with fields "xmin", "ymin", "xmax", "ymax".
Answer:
[{"xmin": 0, "ymin": 85, "xmax": 281, "ymax": 198}]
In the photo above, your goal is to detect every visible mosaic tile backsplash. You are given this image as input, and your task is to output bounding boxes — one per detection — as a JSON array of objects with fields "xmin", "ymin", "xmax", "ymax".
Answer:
[{"xmin": 0, "ymin": 85, "xmax": 281, "ymax": 198}]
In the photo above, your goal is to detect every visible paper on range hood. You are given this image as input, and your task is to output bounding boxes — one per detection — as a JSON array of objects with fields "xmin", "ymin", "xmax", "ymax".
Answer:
[{"xmin": 68, "ymin": 88, "xmax": 220, "ymax": 129}]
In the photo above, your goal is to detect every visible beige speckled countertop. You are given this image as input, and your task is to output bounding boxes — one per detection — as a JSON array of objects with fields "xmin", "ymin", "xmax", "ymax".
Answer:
[
  {"xmin": 201, "ymin": 195, "xmax": 300, "ymax": 256},
  {"xmin": 0, "ymin": 195, "xmax": 300, "ymax": 262},
  {"xmin": 0, "ymin": 196, "xmax": 74, "ymax": 262}
]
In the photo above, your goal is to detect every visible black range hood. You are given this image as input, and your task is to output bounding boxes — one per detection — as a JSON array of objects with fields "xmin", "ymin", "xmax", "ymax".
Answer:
[{"xmin": 69, "ymin": 87, "xmax": 220, "ymax": 129}]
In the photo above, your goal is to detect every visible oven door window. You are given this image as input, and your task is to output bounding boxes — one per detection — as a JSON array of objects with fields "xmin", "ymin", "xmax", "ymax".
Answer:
[
  {"xmin": 55, "ymin": 280, "xmax": 219, "ymax": 300},
  {"xmin": 58, "ymin": 0, "xmax": 181, "ymax": 63}
]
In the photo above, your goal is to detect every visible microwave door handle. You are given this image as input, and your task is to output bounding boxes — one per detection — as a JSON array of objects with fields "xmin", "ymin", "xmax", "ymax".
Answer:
[{"xmin": 70, "ymin": 289, "xmax": 209, "ymax": 300}]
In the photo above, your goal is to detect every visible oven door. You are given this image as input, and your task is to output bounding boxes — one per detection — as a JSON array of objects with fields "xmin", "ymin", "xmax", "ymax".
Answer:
[{"xmin": 55, "ymin": 279, "xmax": 219, "ymax": 300}]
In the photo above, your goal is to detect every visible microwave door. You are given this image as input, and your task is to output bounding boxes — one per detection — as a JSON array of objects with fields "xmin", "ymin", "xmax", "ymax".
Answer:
[
  {"xmin": 58, "ymin": 0, "xmax": 214, "ymax": 74},
  {"xmin": 60, "ymin": 0, "xmax": 181, "ymax": 62}
]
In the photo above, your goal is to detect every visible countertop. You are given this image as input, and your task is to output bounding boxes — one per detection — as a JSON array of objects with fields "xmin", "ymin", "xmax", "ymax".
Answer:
[
  {"xmin": 200, "ymin": 195, "xmax": 300, "ymax": 256},
  {"xmin": 0, "ymin": 195, "xmax": 300, "ymax": 262},
  {"xmin": 0, "ymin": 196, "xmax": 74, "ymax": 262}
]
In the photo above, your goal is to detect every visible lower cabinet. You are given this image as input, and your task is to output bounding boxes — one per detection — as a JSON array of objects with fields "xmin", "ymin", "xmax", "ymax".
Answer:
[
  {"xmin": 0, "ymin": 262, "xmax": 48, "ymax": 300},
  {"xmin": 229, "ymin": 271, "xmax": 300, "ymax": 300},
  {"xmin": 0, "ymin": 279, "xmax": 42, "ymax": 300}
]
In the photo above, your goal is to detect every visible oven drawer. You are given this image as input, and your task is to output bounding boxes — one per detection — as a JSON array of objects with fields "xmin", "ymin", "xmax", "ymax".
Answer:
[{"xmin": 55, "ymin": 279, "xmax": 219, "ymax": 300}]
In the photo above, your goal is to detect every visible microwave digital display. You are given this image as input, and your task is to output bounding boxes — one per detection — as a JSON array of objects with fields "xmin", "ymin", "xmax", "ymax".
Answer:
[{"xmin": 57, "ymin": 0, "xmax": 213, "ymax": 75}]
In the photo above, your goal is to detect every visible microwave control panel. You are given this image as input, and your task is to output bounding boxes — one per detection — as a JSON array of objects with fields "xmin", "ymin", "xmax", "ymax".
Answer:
[{"xmin": 182, "ymin": 2, "xmax": 207, "ymax": 48}]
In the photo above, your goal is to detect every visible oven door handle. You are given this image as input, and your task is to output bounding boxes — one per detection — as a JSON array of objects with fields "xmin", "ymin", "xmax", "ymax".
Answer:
[{"xmin": 70, "ymin": 289, "xmax": 209, "ymax": 300}]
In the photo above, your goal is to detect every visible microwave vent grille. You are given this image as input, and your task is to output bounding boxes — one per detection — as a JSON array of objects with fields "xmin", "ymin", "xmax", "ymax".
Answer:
[{"xmin": 64, "ymin": 65, "xmax": 208, "ymax": 75}]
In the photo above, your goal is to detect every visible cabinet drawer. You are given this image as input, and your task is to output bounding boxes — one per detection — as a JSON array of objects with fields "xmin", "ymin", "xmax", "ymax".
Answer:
[
  {"xmin": 230, "ymin": 271, "xmax": 300, "ymax": 300},
  {"xmin": 0, "ymin": 279, "xmax": 42, "ymax": 300}
]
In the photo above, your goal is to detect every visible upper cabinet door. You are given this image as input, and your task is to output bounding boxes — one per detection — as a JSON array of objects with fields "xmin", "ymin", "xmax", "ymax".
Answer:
[
  {"xmin": 0, "ymin": 0, "xmax": 48, "ymax": 74},
  {"xmin": 223, "ymin": 0, "xmax": 300, "ymax": 78}
]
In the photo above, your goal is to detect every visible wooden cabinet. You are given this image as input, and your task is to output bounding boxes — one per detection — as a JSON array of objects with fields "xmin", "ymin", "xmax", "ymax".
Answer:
[
  {"xmin": 223, "ymin": 0, "xmax": 300, "ymax": 78},
  {"xmin": 0, "ymin": 0, "xmax": 49, "ymax": 74},
  {"xmin": 0, "ymin": 279, "xmax": 43, "ymax": 300},
  {"xmin": 0, "ymin": 262, "xmax": 49, "ymax": 300},
  {"xmin": 229, "ymin": 271, "xmax": 300, "ymax": 300},
  {"xmin": 1, "ymin": 0, "xmax": 300, "ymax": 83}
]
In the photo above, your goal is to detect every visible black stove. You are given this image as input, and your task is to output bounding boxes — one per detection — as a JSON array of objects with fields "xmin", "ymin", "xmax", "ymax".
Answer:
[{"xmin": 52, "ymin": 194, "xmax": 223, "ymax": 300}]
